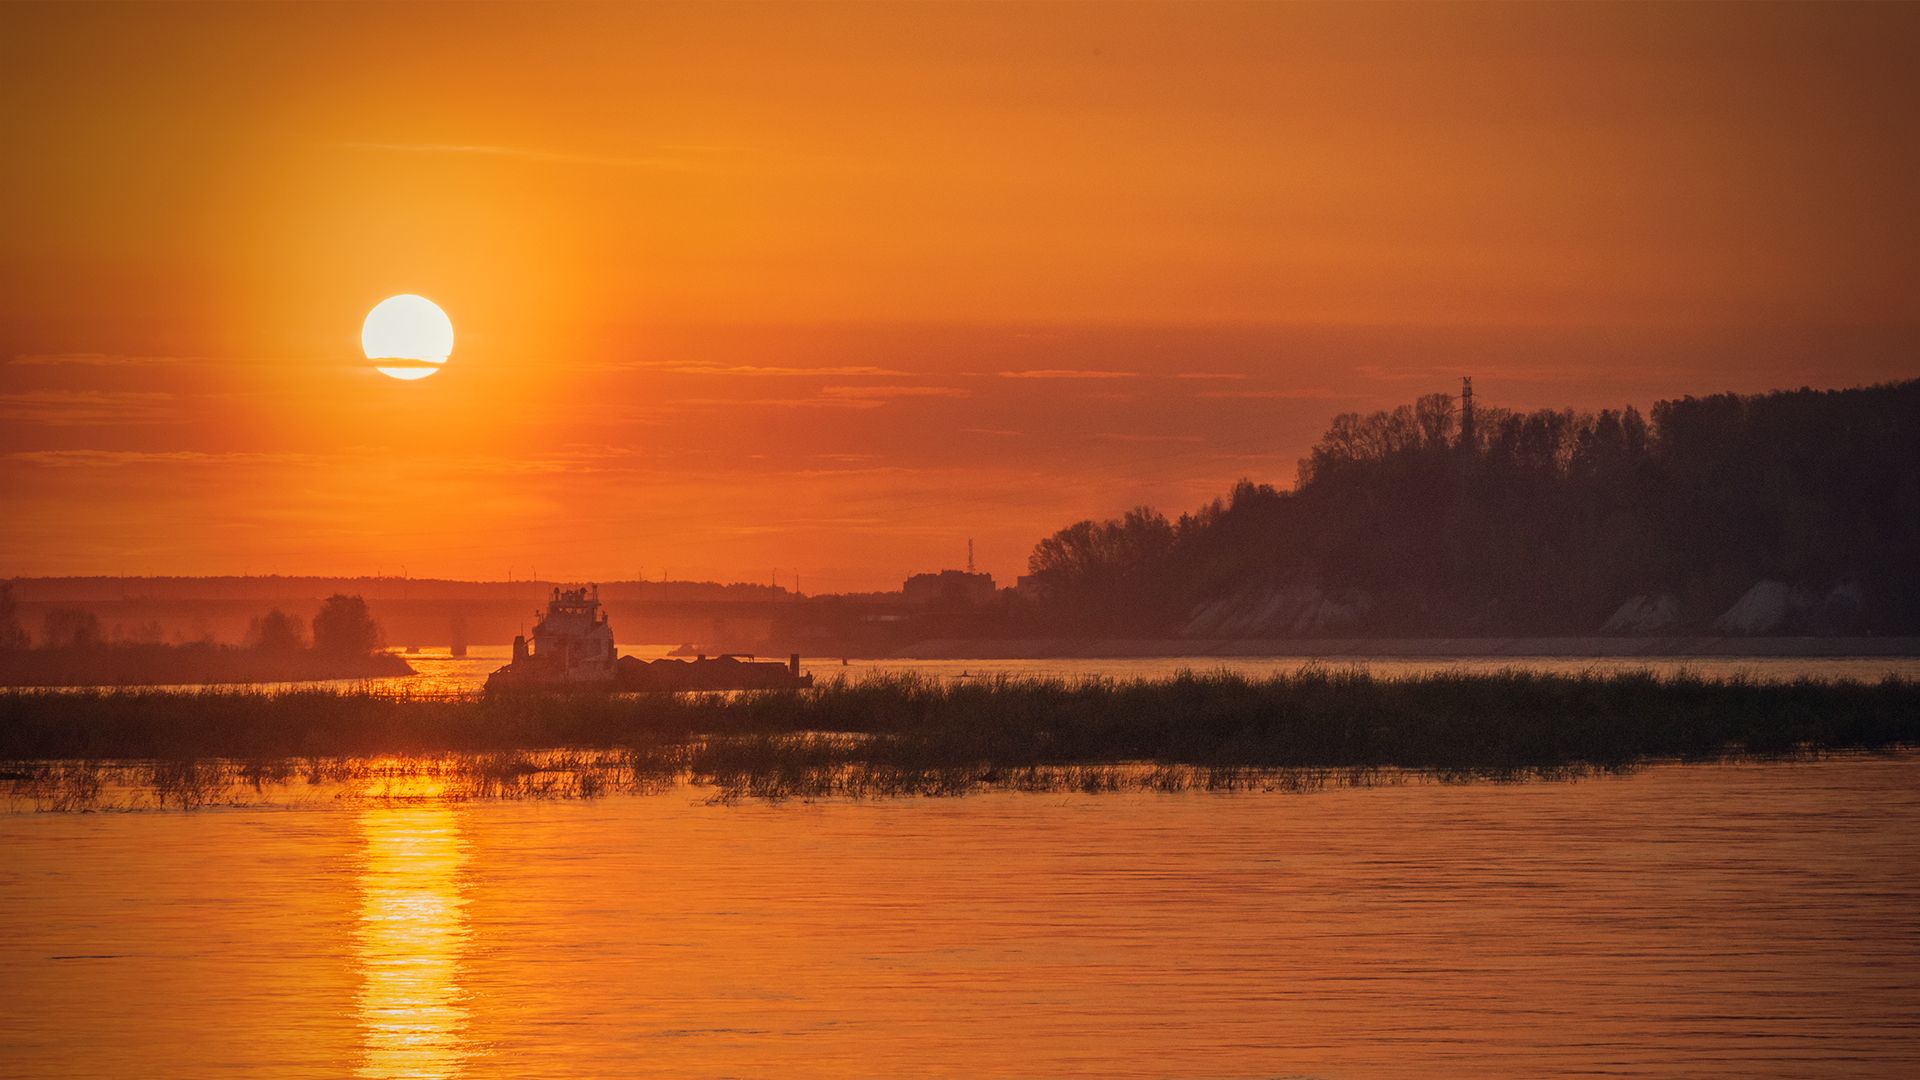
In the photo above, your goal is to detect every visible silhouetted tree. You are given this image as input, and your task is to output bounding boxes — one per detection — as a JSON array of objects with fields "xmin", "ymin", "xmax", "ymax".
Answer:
[
  {"xmin": 0, "ymin": 583, "xmax": 28, "ymax": 651},
  {"xmin": 246, "ymin": 608, "xmax": 306, "ymax": 653},
  {"xmin": 41, "ymin": 608, "xmax": 103, "ymax": 649},
  {"xmin": 1025, "ymin": 380, "xmax": 1920, "ymax": 636},
  {"xmin": 1026, "ymin": 507, "xmax": 1179, "ymax": 631},
  {"xmin": 311, "ymin": 595, "xmax": 383, "ymax": 657}
]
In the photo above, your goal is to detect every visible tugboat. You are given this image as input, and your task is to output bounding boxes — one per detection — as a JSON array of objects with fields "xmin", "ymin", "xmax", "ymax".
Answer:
[
  {"xmin": 486, "ymin": 585, "xmax": 618, "ymax": 692},
  {"xmin": 485, "ymin": 584, "xmax": 814, "ymax": 694}
]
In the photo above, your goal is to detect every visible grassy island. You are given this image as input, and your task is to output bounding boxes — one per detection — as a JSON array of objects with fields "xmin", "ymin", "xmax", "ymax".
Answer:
[{"xmin": 3, "ymin": 668, "xmax": 1916, "ymax": 806}]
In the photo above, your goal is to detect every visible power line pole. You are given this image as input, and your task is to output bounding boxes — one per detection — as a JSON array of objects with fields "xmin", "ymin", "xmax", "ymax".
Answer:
[{"xmin": 967, "ymin": 538, "xmax": 975, "ymax": 574}]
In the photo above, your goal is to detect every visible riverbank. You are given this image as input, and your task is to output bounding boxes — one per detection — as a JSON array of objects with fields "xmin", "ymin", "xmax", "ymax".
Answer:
[
  {"xmin": 891, "ymin": 636, "xmax": 1920, "ymax": 659},
  {"xmin": 0, "ymin": 645, "xmax": 415, "ymax": 687},
  {"xmin": 3, "ymin": 670, "xmax": 1915, "ymax": 805}
]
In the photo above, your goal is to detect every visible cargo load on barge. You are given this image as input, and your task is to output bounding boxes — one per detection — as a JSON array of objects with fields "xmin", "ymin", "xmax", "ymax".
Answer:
[{"xmin": 485, "ymin": 584, "xmax": 813, "ymax": 693}]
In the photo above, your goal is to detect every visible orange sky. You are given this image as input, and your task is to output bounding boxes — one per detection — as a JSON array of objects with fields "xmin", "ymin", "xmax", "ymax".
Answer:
[{"xmin": 3, "ymin": 3, "xmax": 1915, "ymax": 590}]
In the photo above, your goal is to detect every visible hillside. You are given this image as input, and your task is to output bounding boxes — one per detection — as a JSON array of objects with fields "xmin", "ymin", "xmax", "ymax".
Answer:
[{"xmin": 1021, "ymin": 381, "xmax": 1920, "ymax": 637}]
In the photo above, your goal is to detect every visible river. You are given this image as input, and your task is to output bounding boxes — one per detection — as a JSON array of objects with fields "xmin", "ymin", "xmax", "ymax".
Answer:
[
  {"xmin": 233, "ymin": 645, "xmax": 1920, "ymax": 697},
  {"xmin": 3, "ymin": 754, "xmax": 1917, "ymax": 1077}
]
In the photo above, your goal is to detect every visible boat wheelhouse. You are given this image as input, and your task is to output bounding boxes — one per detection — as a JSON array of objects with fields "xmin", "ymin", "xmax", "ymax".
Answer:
[{"xmin": 487, "ymin": 585, "xmax": 617, "ymax": 690}]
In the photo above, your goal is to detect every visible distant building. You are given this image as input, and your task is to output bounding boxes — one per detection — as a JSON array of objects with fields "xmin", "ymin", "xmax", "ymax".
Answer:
[{"xmin": 902, "ymin": 569, "xmax": 997, "ymax": 607}]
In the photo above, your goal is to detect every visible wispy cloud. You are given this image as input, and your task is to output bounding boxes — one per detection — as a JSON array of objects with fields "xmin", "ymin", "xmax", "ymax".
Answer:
[
  {"xmin": 818, "ymin": 385, "xmax": 970, "ymax": 400},
  {"xmin": 9, "ymin": 445, "xmax": 672, "ymax": 479},
  {"xmin": 998, "ymin": 369, "xmax": 1138, "ymax": 380},
  {"xmin": 0, "ymin": 391, "xmax": 181, "ymax": 426},
  {"xmin": 1356, "ymin": 363, "xmax": 1584, "ymax": 385},
  {"xmin": 1093, "ymin": 432, "xmax": 1205, "ymax": 444},
  {"xmin": 666, "ymin": 395, "xmax": 885, "ymax": 411},
  {"xmin": 341, "ymin": 141, "xmax": 694, "ymax": 171},
  {"xmin": 715, "ymin": 515, "xmax": 917, "ymax": 538},
  {"xmin": 1197, "ymin": 387, "xmax": 1343, "ymax": 400},
  {"xmin": 8, "ymin": 449, "xmax": 321, "ymax": 468},
  {"xmin": 788, "ymin": 464, "xmax": 941, "ymax": 479},
  {"xmin": 615, "ymin": 362, "xmax": 911, "ymax": 378},
  {"xmin": 1173, "ymin": 371, "xmax": 1250, "ymax": 381},
  {"xmin": 8, "ymin": 352, "xmax": 199, "ymax": 367},
  {"xmin": 610, "ymin": 383, "xmax": 968, "ymax": 416}
]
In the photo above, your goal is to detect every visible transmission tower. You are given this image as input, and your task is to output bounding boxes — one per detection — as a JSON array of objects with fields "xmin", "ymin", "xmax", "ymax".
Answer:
[{"xmin": 1460, "ymin": 376, "xmax": 1475, "ymax": 448}]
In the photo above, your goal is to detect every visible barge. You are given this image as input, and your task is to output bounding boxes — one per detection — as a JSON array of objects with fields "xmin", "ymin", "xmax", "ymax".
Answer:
[{"xmin": 485, "ymin": 584, "xmax": 813, "ymax": 693}]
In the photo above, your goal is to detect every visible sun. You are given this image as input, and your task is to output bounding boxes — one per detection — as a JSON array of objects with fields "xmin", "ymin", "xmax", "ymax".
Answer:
[{"xmin": 362, "ymin": 294, "xmax": 453, "ymax": 380}]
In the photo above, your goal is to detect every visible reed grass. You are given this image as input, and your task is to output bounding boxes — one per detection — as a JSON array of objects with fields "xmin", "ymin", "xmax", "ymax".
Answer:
[{"xmin": 2, "ymin": 668, "xmax": 1915, "ymax": 808}]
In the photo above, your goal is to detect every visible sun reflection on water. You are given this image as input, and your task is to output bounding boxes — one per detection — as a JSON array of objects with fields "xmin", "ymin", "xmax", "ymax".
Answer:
[{"xmin": 354, "ymin": 799, "xmax": 470, "ymax": 1078}]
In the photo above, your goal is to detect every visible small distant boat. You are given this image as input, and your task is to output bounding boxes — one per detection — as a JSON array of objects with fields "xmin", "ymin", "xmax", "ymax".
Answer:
[{"xmin": 486, "ymin": 585, "xmax": 812, "ymax": 694}]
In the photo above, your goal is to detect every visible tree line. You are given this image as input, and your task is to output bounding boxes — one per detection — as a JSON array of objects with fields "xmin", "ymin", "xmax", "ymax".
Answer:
[
  {"xmin": 0, "ymin": 588, "xmax": 387, "ymax": 657},
  {"xmin": 0, "ymin": 589, "xmax": 411, "ymax": 686},
  {"xmin": 1022, "ymin": 380, "xmax": 1920, "ymax": 636}
]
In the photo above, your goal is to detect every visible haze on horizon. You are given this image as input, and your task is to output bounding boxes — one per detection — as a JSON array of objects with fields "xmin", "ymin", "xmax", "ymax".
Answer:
[{"xmin": 3, "ymin": 3, "xmax": 1915, "ymax": 591}]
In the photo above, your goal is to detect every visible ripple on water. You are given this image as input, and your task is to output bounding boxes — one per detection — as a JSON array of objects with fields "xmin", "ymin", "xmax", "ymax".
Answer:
[{"xmin": 1, "ymin": 755, "xmax": 1917, "ymax": 1078}]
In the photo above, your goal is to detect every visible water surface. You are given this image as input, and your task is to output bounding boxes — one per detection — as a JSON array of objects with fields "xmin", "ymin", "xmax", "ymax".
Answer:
[
  {"xmin": 274, "ymin": 645, "xmax": 1920, "ymax": 697},
  {"xmin": 4, "ymin": 756, "xmax": 1917, "ymax": 1077}
]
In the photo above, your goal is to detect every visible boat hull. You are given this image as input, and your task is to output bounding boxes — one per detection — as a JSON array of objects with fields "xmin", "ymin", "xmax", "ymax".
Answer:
[{"xmin": 484, "ymin": 654, "xmax": 813, "ymax": 694}]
